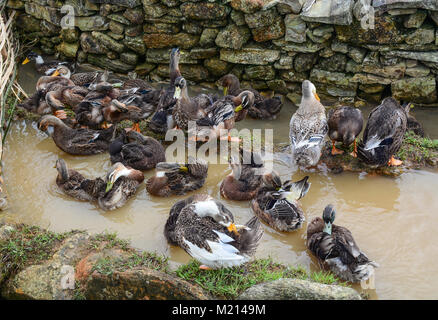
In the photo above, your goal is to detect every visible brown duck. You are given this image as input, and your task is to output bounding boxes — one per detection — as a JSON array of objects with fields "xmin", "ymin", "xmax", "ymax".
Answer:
[
  {"xmin": 220, "ymin": 150, "xmax": 264, "ymax": 201},
  {"xmin": 55, "ymin": 158, "xmax": 105, "ymax": 201},
  {"xmin": 98, "ymin": 162, "xmax": 145, "ymax": 211},
  {"xmin": 327, "ymin": 106, "xmax": 363, "ymax": 157},
  {"xmin": 109, "ymin": 130, "xmax": 166, "ymax": 171},
  {"xmin": 219, "ymin": 74, "xmax": 282, "ymax": 120},
  {"xmin": 39, "ymin": 115, "xmax": 115, "ymax": 155},
  {"xmin": 307, "ymin": 205, "xmax": 379, "ymax": 283},
  {"xmin": 146, "ymin": 157, "xmax": 208, "ymax": 197}
]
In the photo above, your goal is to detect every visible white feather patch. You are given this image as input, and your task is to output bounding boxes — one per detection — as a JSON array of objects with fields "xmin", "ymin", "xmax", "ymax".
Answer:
[{"xmin": 193, "ymin": 200, "xmax": 219, "ymax": 218}]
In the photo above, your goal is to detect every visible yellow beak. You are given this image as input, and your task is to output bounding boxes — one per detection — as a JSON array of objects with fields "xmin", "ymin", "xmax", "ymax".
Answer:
[
  {"xmin": 22, "ymin": 57, "xmax": 30, "ymax": 65},
  {"xmin": 179, "ymin": 166, "xmax": 189, "ymax": 172},
  {"xmin": 227, "ymin": 223, "xmax": 239, "ymax": 235},
  {"xmin": 314, "ymin": 92, "xmax": 320, "ymax": 101},
  {"xmin": 223, "ymin": 87, "xmax": 228, "ymax": 96},
  {"xmin": 105, "ymin": 181, "xmax": 113, "ymax": 193},
  {"xmin": 51, "ymin": 70, "xmax": 60, "ymax": 77},
  {"xmin": 234, "ymin": 104, "xmax": 243, "ymax": 112}
]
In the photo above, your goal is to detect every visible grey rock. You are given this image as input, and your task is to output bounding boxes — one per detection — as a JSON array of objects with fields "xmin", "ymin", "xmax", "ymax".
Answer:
[
  {"xmin": 245, "ymin": 8, "xmax": 278, "ymax": 29},
  {"xmin": 386, "ymin": 51, "xmax": 438, "ymax": 63},
  {"xmin": 75, "ymin": 16, "xmax": 109, "ymax": 32},
  {"xmin": 391, "ymin": 76, "xmax": 437, "ymax": 103},
  {"xmin": 405, "ymin": 26, "xmax": 435, "ymax": 45},
  {"xmin": 406, "ymin": 65, "xmax": 431, "ymax": 77},
  {"xmin": 348, "ymin": 47, "xmax": 367, "ymax": 64},
  {"xmin": 238, "ymin": 278, "xmax": 362, "ymax": 300},
  {"xmin": 199, "ymin": 28, "xmax": 220, "ymax": 48},
  {"xmin": 294, "ymin": 53, "xmax": 318, "ymax": 72},
  {"xmin": 230, "ymin": 10, "xmax": 246, "ymax": 26},
  {"xmin": 318, "ymin": 53, "xmax": 347, "ymax": 72},
  {"xmin": 372, "ymin": 0, "xmax": 438, "ymax": 11},
  {"xmin": 403, "ymin": 10, "xmax": 428, "ymax": 28},
  {"xmin": 220, "ymin": 48, "xmax": 280, "ymax": 65},
  {"xmin": 89, "ymin": 0, "xmax": 141, "ymax": 8},
  {"xmin": 243, "ymin": 65, "xmax": 276, "ymax": 81},
  {"xmin": 284, "ymin": 14, "xmax": 307, "ymax": 43},
  {"xmin": 301, "ymin": 0, "xmax": 354, "ymax": 25},
  {"xmin": 88, "ymin": 54, "xmax": 135, "ymax": 73},
  {"xmin": 331, "ymin": 40, "xmax": 349, "ymax": 53},
  {"xmin": 273, "ymin": 39, "xmax": 327, "ymax": 53},
  {"xmin": 215, "ymin": 24, "xmax": 251, "ymax": 50}
]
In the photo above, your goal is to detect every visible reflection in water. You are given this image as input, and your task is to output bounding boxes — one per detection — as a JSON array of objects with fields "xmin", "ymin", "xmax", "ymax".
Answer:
[{"xmin": 2, "ymin": 64, "xmax": 438, "ymax": 299}]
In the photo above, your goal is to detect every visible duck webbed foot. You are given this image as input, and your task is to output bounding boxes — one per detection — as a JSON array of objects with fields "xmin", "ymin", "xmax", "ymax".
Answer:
[
  {"xmin": 388, "ymin": 156, "xmax": 403, "ymax": 166},
  {"xmin": 54, "ymin": 110, "xmax": 67, "ymax": 120},
  {"xmin": 199, "ymin": 265, "xmax": 212, "ymax": 270},
  {"xmin": 331, "ymin": 141, "xmax": 344, "ymax": 155},
  {"xmin": 349, "ymin": 140, "xmax": 358, "ymax": 158}
]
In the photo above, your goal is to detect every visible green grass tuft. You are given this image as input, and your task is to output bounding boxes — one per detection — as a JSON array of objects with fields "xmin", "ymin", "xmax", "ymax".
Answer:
[
  {"xmin": 175, "ymin": 258, "xmax": 343, "ymax": 299},
  {"xmin": 0, "ymin": 224, "xmax": 75, "ymax": 284},
  {"xmin": 88, "ymin": 231, "xmax": 130, "ymax": 251}
]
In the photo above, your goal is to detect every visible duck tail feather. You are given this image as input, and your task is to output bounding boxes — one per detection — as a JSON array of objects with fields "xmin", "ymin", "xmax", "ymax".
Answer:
[{"xmin": 237, "ymin": 216, "xmax": 263, "ymax": 257}]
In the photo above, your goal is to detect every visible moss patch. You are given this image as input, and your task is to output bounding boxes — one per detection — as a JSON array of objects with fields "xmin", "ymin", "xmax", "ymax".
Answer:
[
  {"xmin": 175, "ymin": 258, "xmax": 347, "ymax": 299},
  {"xmin": 0, "ymin": 224, "xmax": 78, "ymax": 285},
  {"xmin": 397, "ymin": 131, "xmax": 438, "ymax": 165},
  {"xmin": 88, "ymin": 231, "xmax": 131, "ymax": 251}
]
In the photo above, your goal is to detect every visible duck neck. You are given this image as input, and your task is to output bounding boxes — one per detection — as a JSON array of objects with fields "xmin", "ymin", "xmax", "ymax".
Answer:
[{"xmin": 57, "ymin": 161, "xmax": 69, "ymax": 182}]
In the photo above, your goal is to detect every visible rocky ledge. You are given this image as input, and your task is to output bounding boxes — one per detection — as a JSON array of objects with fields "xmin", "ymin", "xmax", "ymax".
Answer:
[
  {"xmin": 0, "ymin": 223, "xmax": 362, "ymax": 300},
  {"xmin": 5, "ymin": 0, "xmax": 438, "ymax": 105}
]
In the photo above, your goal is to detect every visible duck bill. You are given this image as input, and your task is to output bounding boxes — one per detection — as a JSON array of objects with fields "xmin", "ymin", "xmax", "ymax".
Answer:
[
  {"xmin": 179, "ymin": 165, "xmax": 189, "ymax": 173},
  {"xmin": 105, "ymin": 181, "xmax": 114, "ymax": 193},
  {"xmin": 227, "ymin": 223, "xmax": 239, "ymax": 235},
  {"xmin": 22, "ymin": 57, "xmax": 30, "ymax": 65},
  {"xmin": 223, "ymin": 87, "xmax": 228, "ymax": 96},
  {"xmin": 173, "ymin": 87, "xmax": 181, "ymax": 99},
  {"xmin": 323, "ymin": 222, "xmax": 332, "ymax": 235},
  {"xmin": 314, "ymin": 92, "xmax": 320, "ymax": 101},
  {"xmin": 51, "ymin": 70, "xmax": 60, "ymax": 77},
  {"xmin": 234, "ymin": 104, "xmax": 243, "ymax": 112}
]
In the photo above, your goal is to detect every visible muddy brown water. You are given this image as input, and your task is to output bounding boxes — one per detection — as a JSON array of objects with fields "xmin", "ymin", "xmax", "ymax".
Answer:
[{"xmin": 2, "ymin": 63, "xmax": 438, "ymax": 299}]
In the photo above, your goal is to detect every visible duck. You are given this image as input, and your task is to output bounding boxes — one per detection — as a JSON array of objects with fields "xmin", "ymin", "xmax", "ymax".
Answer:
[
  {"xmin": 18, "ymin": 67, "xmax": 79, "ymax": 118},
  {"xmin": 172, "ymin": 76, "xmax": 214, "ymax": 130},
  {"xmin": 146, "ymin": 157, "xmax": 208, "ymax": 197},
  {"xmin": 251, "ymin": 172, "xmax": 310, "ymax": 232},
  {"xmin": 289, "ymin": 80, "xmax": 328, "ymax": 167},
  {"xmin": 149, "ymin": 48, "xmax": 182, "ymax": 134},
  {"xmin": 55, "ymin": 158, "xmax": 105, "ymax": 202},
  {"xmin": 357, "ymin": 97, "xmax": 409, "ymax": 167},
  {"xmin": 193, "ymin": 91, "xmax": 254, "ymax": 142},
  {"xmin": 306, "ymin": 204, "xmax": 379, "ymax": 283},
  {"xmin": 98, "ymin": 162, "xmax": 144, "ymax": 211},
  {"xmin": 220, "ymin": 150, "xmax": 264, "ymax": 201},
  {"xmin": 22, "ymin": 52, "xmax": 74, "ymax": 75},
  {"xmin": 164, "ymin": 194, "xmax": 263, "ymax": 269},
  {"xmin": 218, "ymin": 73, "xmax": 282, "ymax": 120},
  {"xmin": 122, "ymin": 71, "xmax": 154, "ymax": 91},
  {"xmin": 109, "ymin": 130, "xmax": 166, "ymax": 170},
  {"xmin": 327, "ymin": 106, "xmax": 363, "ymax": 157},
  {"xmin": 39, "ymin": 115, "xmax": 115, "ymax": 155},
  {"xmin": 74, "ymin": 82, "xmax": 121, "ymax": 128}
]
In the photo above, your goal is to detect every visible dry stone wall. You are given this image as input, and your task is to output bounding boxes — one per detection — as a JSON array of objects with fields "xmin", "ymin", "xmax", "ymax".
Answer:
[{"xmin": 6, "ymin": 0, "xmax": 438, "ymax": 105}]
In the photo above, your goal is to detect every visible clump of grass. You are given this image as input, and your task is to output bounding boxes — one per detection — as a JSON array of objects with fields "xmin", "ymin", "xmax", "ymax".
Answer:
[
  {"xmin": 175, "ymin": 258, "xmax": 324, "ymax": 299},
  {"xmin": 397, "ymin": 131, "xmax": 438, "ymax": 164},
  {"xmin": 88, "ymin": 231, "xmax": 130, "ymax": 251},
  {"xmin": 92, "ymin": 251, "xmax": 169, "ymax": 276},
  {"xmin": 0, "ymin": 224, "xmax": 74, "ymax": 283},
  {"xmin": 309, "ymin": 270, "xmax": 349, "ymax": 287}
]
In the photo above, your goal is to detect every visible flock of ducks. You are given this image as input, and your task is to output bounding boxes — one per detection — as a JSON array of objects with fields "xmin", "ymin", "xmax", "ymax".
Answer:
[{"xmin": 17, "ymin": 47, "xmax": 415, "ymax": 284}]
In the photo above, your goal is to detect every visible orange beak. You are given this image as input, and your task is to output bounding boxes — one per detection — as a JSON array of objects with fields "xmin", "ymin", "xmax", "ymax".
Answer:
[
  {"xmin": 22, "ymin": 57, "xmax": 30, "ymax": 65},
  {"xmin": 314, "ymin": 92, "xmax": 320, "ymax": 101},
  {"xmin": 51, "ymin": 70, "xmax": 60, "ymax": 77},
  {"xmin": 227, "ymin": 223, "xmax": 239, "ymax": 235}
]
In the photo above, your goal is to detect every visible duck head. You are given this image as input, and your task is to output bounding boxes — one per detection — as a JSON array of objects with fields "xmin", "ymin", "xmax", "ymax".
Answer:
[
  {"xmin": 322, "ymin": 204, "xmax": 336, "ymax": 235},
  {"xmin": 234, "ymin": 91, "xmax": 255, "ymax": 113},
  {"xmin": 155, "ymin": 162, "xmax": 189, "ymax": 174},
  {"xmin": 218, "ymin": 74, "xmax": 239, "ymax": 96},
  {"xmin": 173, "ymin": 76, "xmax": 186, "ymax": 100},
  {"xmin": 105, "ymin": 163, "xmax": 144, "ymax": 192},
  {"xmin": 22, "ymin": 52, "xmax": 43, "ymax": 65},
  {"xmin": 51, "ymin": 65, "xmax": 71, "ymax": 78},
  {"xmin": 302, "ymin": 80, "xmax": 320, "ymax": 102},
  {"xmin": 192, "ymin": 199, "xmax": 238, "ymax": 235},
  {"xmin": 38, "ymin": 115, "xmax": 65, "ymax": 131},
  {"xmin": 262, "ymin": 171, "xmax": 282, "ymax": 190}
]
